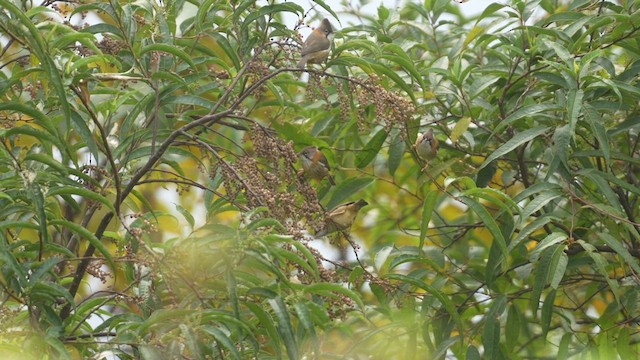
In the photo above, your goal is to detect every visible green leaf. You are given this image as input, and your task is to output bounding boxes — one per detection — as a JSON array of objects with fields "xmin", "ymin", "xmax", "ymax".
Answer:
[
  {"xmin": 577, "ymin": 240, "xmax": 620, "ymax": 303},
  {"xmin": 567, "ymin": 89, "xmax": 583, "ymax": 138},
  {"xmin": 268, "ymin": 297, "xmax": 298, "ymax": 360},
  {"xmin": 583, "ymin": 104, "xmax": 610, "ymax": 165},
  {"xmin": 494, "ymin": 104, "xmax": 557, "ymax": 134},
  {"xmin": 174, "ymin": 203, "xmax": 195, "ymax": 229},
  {"xmin": 482, "ymin": 312, "xmax": 500, "ymax": 360},
  {"xmin": 530, "ymin": 232, "xmax": 567, "ymax": 261},
  {"xmin": 356, "ymin": 128, "xmax": 388, "ymax": 168},
  {"xmin": 49, "ymin": 219, "xmax": 114, "ymax": 271},
  {"xmin": 0, "ymin": 0, "xmax": 71, "ymax": 124},
  {"xmin": 201, "ymin": 326, "xmax": 242, "ymax": 360},
  {"xmin": 313, "ymin": 0, "xmax": 339, "ymax": 22},
  {"xmin": 388, "ymin": 132, "xmax": 405, "ymax": 176},
  {"xmin": 24, "ymin": 153, "xmax": 68, "ymax": 175},
  {"xmin": 549, "ymin": 249, "xmax": 567, "ymax": 290},
  {"xmin": 505, "ymin": 305, "xmax": 521, "ymax": 351},
  {"xmin": 480, "ymin": 126, "xmax": 549, "ymax": 170},
  {"xmin": 209, "ymin": 32, "xmax": 241, "ymax": 70},
  {"xmin": 599, "ymin": 232, "xmax": 640, "ymax": 275},
  {"xmin": 461, "ymin": 196, "xmax": 507, "ymax": 266},
  {"xmin": 0, "ymin": 102, "xmax": 56, "ymax": 135},
  {"xmin": 385, "ymin": 273, "xmax": 461, "ymax": 331},
  {"xmin": 558, "ymin": 333, "xmax": 572, "ymax": 360},
  {"xmin": 70, "ymin": 110, "xmax": 99, "ymax": 162},
  {"xmin": 371, "ymin": 63, "xmax": 416, "ymax": 102},
  {"xmin": 541, "ymin": 289, "xmax": 556, "ymax": 339},
  {"xmin": 419, "ymin": 191, "xmax": 438, "ymax": 251},
  {"xmin": 293, "ymin": 302, "xmax": 318, "ymax": 351},
  {"xmin": 326, "ymin": 177, "xmax": 374, "ymax": 210},
  {"xmin": 450, "ymin": 117, "xmax": 471, "ymax": 143},
  {"xmin": 139, "ymin": 43, "xmax": 197, "ymax": 70},
  {"xmin": 246, "ymin": 303, "xmax": 281, "ymax": 358},
  {"xmin": 530, "ymin": 245, "xmax": 562, "ymax": 314},
  {"xmin": 48, "ymin": 187, "xmax": 116, "ymax": 213},
  {"xmin": 520, "ymin": 189, "xmax": 564, "ymax": 221},
  {"xmin": 303, "ymin": 283, "xmax": 365, "ymax": 310}
]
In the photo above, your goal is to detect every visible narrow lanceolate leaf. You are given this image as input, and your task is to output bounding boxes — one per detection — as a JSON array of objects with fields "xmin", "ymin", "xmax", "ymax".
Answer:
[
  {"xmin": 583, "ymin": 104, "xmax": 610, "ymax": 165},
  {"xmin": 385, "ymin": 274, "xmax": 461, "ymax": 330},
  {"xmin": 293, "ymin": 302, "xmax": 318, "ymax": 350},
  {"xmin": 312, "ymin": 0, "xmax": 339, "ymax": 22},
  {"xmin": 530, "ymin": 245, "xmax": 560, "ymax": 314},
  {"xmin": 480, "ymin": 126, "xmax": 549, "ymax": 170},
  {"xmin": 505, "ymin": 305, "xmax": 521, "ymax": 351},
  {"xmin": 268, "ymin": 297, "xmax": 298, "ymax": 360},
  {"xmin": 548, "ymin": 248, "xmax": 568, "ymax": 290},
  {"xmin": 326, "ymin": 177, "xmax": 374, "ymax": 210},
  {"xmin": 49, "ymin": 219, "xmax": 114, "ymax": 271},
  {"xmin": 0, "ymin": 0, "xmax": 71, "ymax": 124},
  {"xmin": 567, "ymin": 89, "xmax": 584, "ymax": 138},
  {"xmin": 494, "ymin": 104, "xmax": 557, "ymax": 134},
  {"xmin": 140, "ymin": 43, "xmax": 197, "ymax": 70},
  {"xmin": 520, "ymin": 189, "xmax": 564, "ymax": 220},
  {"xmin": 303, "ymin": 283, "xmax": 365, "ymax": 310},
  {"xmin": 28, "ymin": 183, "xmax": 49, "ymax": 245},
  {"xmin": 48, "ymin": 187, "xmax": 116, "ymax": 213},
  {"xmin": 541, "ymin": 289, "xmax": 556, "ymax": 339},
  {"xmin": 388, "ymin": 132, "xmax": 405, "ymax": 176},
  {"xmin": 577, "ymin": 240, "xmax": 620, "ymax": 303},
  {"xmin": 482, "ymin": 313, "xmax": 500, "ymax": 360},
  {"xmin": 419, "ymin": 190, "xmax": 438, "ymax": 251},
  {"xmin": 201, "ymin": 326, "xmax": 241, "ymax": 360},
  {"xmin": 450, "ymin": 117, "xmax": 471, "ymax": 143},
  {"xmin": 599, "ymin": 233, "xmax": 640, "ymax": 275},
  {"xmin": 546, "ymin": 125, "xmax": 572, "ymax": 180},
  {"xmin": 356, "ymin": 128, "xmax": 388, "ymax": 168},
  {"xmin": 70, "ymin": 109, "xmax": 99, "ymax": 161},
  {"xmin": 461, "ymin": 196, "xmax": 507, "ymax": 263},
  {"xmin": 530, "ymin": 232, "xmax": 567, "ymax": 262}
]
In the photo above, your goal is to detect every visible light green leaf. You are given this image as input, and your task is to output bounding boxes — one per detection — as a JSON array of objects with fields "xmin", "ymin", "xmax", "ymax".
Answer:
[
  {"xmin": 599, "ymin": 232, "xmax": 640, "ymax": 275},
  {"xmin": 140, "ymin": 43, "xmax": 197, "ymax": 70},
  {"xmin": 461, "ymin": 196, "xmax": 507, "ymax": 265},
  {"xmin": 50, "ymin": 219, "xmax": 114, "ymax": 271},
  {"xmin": 326, "ymin": 177, "xmax": 374, "ymax": 209},
  {"xmin": 567, "ymin": 89, "xmax": 583, "ymax": 137},
  {"xmin": 356, "ymin": 128, "xmax": 388, "ymax": 168},
  {"xmin": 419, "ymin": 190, "xmax": 438, "ymax": 251},
  {"xmin": 480, "ymin": 126, "xmax": 549, "ymax": 170}
]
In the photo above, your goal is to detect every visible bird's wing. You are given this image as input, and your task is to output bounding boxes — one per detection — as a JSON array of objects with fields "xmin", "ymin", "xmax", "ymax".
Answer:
[
  {"xmin": 301, "ymin": 36, "xmax": 330, "ymax": 56},
  {"xmin": 328, "ymin": 202, "xmax": 352, "ymax": 216},
  {"xmin": 318, "ymin": 155, "xmax": 331, "ymax": 171}
]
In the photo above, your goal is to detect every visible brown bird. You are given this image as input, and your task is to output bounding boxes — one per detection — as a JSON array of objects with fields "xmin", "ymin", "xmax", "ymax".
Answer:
[
  {"xmin": 298, "ymin": 146, "xmax": 336, "ymax": 185},
  {"xmin": 315, "ymin": 199, "xmax": 368, "ymax": 237},
  {"xmin": 415, "ymin": 128, "xmax": 439, "ymax": 161},
  {"xmin": 297, "ymin": 18, "xmax": 333, "ymax": 69}
]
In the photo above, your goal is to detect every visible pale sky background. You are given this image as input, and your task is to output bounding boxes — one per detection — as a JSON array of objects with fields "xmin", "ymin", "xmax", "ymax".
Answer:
[{"xmin": 293, "ymin": 0, "xmax": 488, "ymax": 36}]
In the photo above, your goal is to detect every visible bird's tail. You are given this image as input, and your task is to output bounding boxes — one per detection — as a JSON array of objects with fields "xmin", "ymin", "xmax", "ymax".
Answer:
[
  {"xmin": 314, "ymin": 228, "xmax": 327, "ymax": 237},
  {"xmin": 297, "ymin": 56, "xmax": 307, "ymax": 69}
]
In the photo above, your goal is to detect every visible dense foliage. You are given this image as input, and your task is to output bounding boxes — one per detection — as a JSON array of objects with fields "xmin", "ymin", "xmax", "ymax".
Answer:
[{"xmin": 1, "ymin": 0, "xmax": 640, "ymax": 358}]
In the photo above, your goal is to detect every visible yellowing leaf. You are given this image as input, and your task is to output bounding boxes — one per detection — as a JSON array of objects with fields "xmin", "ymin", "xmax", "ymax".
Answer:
[
  {"xmin": 451, "ymin": 117, "xmax": 471, "ymax": 143},
  {"xmin": 464, "ymin": 26, "xmax": 485, "ymax": 48}
]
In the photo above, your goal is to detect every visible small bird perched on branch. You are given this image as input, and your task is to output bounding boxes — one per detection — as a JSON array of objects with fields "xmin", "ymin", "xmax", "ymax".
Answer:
[
  {"xmin": 315, "ymin": 199, "xmax": 368, "ymax": 237},
  {"xmin": 298, "ymin": 146, "xmax": 336, "ymax": 185},
  {"xmin": 297, "ymin": 18, "xmax": 333, "ymax": 69},
  {"xmin": 415, "ymin": 128, "xmax": 439, "ymax": 162}
]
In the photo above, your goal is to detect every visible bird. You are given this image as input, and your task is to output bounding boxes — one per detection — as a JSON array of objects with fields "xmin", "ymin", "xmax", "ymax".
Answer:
[
  {"xmin": 297, "ymin": 18, "xmax": 333, "ymax": 69},
  {"xmin": 315, "ymin": 199, "xmax": 368, "ymax": 237},
  {"xmin": 298, "ymin": 146, "xmax": 336, "ymax": 185},
  {"xmin": 415, "ymin": 128, "xmax": 439, "ymax": 161}
]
